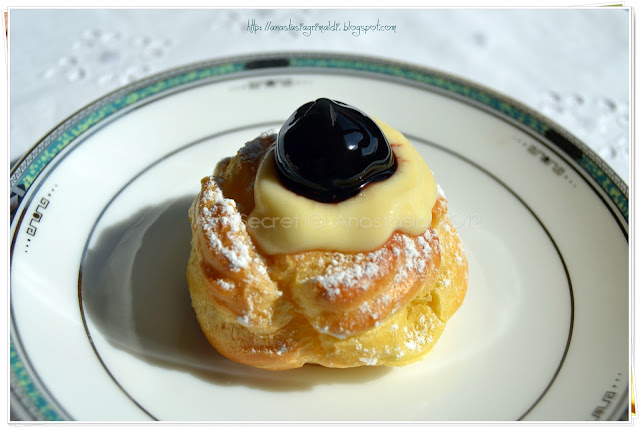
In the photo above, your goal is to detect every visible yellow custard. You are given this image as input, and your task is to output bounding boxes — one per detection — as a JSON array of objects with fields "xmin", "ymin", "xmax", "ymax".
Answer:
[{"xmin": 247, "ymin": 119, "xmax": 438, "ymax": 254}]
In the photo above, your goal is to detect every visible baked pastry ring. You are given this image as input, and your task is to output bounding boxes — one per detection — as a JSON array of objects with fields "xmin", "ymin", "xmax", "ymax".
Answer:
[{"xmin": 187, "ymin": 133, "xmax": 468, "ymax": 370}]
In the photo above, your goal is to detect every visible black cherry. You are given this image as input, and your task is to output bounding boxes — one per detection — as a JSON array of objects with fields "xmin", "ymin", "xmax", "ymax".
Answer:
[{"xmin": 274, "ymin": 98, "xmax": 396, "ymax": 203}]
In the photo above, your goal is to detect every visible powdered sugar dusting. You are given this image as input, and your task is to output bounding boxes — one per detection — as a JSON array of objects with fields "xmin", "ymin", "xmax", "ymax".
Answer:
[
  {"xmin": 217, "ymin": 279, "xmax": 235, "ymax": 291},
  {"xmin": 304, "ymin": 228, "xmax": 435, "ymax": 302},
  {"xmin": 403, "ymin": 312, "xmax": 438, "ymax": 353},
  {"xmin": 359, "ymin": 356, "xmax": 379, "ymax": 366},
  {"xmin": 236, "ymin": 295, "xmax": 256, "ymax": 326},
  {"xmin": 239, "ymin": 133, "xmax": 275, "ymax": 163},
  {"xmin": 249, "ymin": 342, "xmax": 289, "ymax": 356},
  {"xmin": 198, "ymin": 179, "xmax": 260, "ymax": 272},
  {"xmin": 318, "ymin": 324, "xmax": 348, "ymax": 339},
  {"xmin": 376, "ymin": 294, "xmax": 392, "ymax": 306},
  {"xmin": 275, "ymin": 343, "xmax": 289, "ymax": 355},
  {"xmin": 308, "ymin": 247, "xmax": 388, "ymax": 299},
  {"xmin": 202, "ymin": 186, "xmax": 223, "ymax": 204},
  {"xmin": 394, "ymin": 229, "xmax": 433, "ymax": 283},
  {"xmin": 359, "ymin": 301, "xmax": 379, "ymax": 320},
  {"xmin": 236, "ymin": 314, "xmax": 250, "ymax": 325}
]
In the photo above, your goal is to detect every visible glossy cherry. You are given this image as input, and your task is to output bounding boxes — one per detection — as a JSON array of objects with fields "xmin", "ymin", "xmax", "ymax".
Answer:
[{"xmin": 274, "ymin": 98, "xmax": 396, "ymax": 203}]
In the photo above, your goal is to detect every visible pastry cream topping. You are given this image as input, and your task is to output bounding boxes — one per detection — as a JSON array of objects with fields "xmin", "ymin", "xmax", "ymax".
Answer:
[{"xmin": 247, "ymin": 119, "xmax": 438, "ymax": 254}]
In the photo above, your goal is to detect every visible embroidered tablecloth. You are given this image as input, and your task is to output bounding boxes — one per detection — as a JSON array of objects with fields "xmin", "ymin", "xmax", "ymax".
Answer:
[{"xmin": 9, "ymin": 8, "xmax": 629, "ymax": 182}]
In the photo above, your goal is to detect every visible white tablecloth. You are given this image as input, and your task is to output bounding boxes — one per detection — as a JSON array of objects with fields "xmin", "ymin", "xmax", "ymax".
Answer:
[{"xmin": 9, "ymin": 8, "xmax": 630, "ymax": 183}]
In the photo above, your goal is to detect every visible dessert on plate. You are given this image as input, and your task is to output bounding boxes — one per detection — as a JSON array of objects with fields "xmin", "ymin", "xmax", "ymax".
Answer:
[{"xmin": 187, "ymin": 98, "xmax": 468, "ymax": 370}]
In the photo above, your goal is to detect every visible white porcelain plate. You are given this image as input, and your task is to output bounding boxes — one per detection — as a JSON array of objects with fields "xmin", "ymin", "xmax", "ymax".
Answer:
[{"xmin": 9, "ymin": 53, "xmax": 629, "ymax": 422}]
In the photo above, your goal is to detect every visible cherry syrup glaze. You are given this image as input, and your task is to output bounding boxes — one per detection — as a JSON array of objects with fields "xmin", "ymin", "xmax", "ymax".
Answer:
[{"xmin": 274, "ymin": 98, "xmax": 397, "ymax": 203}]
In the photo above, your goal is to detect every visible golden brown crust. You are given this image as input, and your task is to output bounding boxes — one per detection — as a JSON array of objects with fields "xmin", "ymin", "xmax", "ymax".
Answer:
[{"xmin": 186, "ymin": 134, "xmax": 468, "ymax": 369}]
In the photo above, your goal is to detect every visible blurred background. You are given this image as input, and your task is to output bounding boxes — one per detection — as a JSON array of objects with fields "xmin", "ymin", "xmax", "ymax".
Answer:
[{"xmin": 9, "ymin": 8, "xmax": 630, "ymax": 182}]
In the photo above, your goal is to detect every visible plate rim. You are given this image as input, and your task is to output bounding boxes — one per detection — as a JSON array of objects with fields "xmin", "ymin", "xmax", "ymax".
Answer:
[
  {"xmin": 8, "ymin": 51, "xmax": 630, "ymax": 422},
  {"xmin": 9, "ymin": 51, "xmax": 630, "ymax": 219}
]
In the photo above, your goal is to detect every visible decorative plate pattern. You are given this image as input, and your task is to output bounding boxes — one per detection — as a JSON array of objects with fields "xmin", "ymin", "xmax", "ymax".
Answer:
[{"xmin": 10, "ymin": 53, "xmax": 629, "ymax": 422}]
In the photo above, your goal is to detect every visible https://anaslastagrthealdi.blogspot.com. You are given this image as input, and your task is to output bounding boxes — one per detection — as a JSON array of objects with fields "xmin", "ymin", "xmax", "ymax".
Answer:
[{"xmin": 246, "ymin": 18, "xmax": 397, "ymax": 37}]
